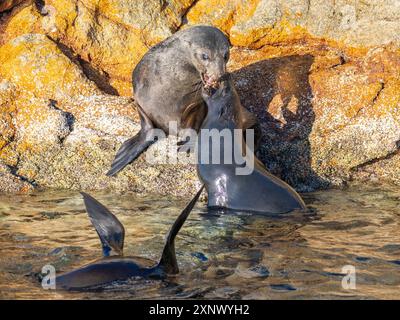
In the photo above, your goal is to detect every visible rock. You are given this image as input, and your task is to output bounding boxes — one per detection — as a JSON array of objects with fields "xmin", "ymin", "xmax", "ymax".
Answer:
[
  {"xmin": 15, "ymin": 121, "xmax": 200, "ymax": 195},
  {"xmin": 0, "ymin": 34, "xmax": 99, "ymax": 99},
  {"xmin": 229, "ymin": 44, "xmax": 400, "ymax": 190},
  {"xmin": 187, "ymin": 0, "xmax": 400, "ymax": 48},
  {"xmin": 0, "ymin": 0, "xmax": 26, "ymax": 13},
  {"xmin": 3, "ymin": 1, "xmax": 400, "ymax": 95},
  {"xmin": 0, "ymin": 4, "xmax": 40, "ymax": 45},
  {"xmin": 0, "ymin": 80, "xmax": 16, "ymax": 151},
  {"xmin": 0, "ymin": 0, "xmax": 400, "ymax": 195},
  {"xmin": 0, "ymin": 161, "xmax": 33, "ymax": 193},
  {"xmin": 0, "ymin": 31, "xmax": 199, "ymax": 194},
  {"xmin": 1, "ymin": 0, "xmax": 196, "ymax": 95}
]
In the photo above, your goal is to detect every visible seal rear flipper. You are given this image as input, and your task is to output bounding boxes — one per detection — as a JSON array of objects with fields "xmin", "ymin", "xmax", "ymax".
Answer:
[
  {"xmin": 81, "ymin": 192, "xmax": 125, "ymax": 257},
  {"xmin": 158, "ymin": 185, "xmax": 204, "ymax": 274},
  {"xmin": 107, "ymin": 102, "xmax": 155, "ymax": 177}
]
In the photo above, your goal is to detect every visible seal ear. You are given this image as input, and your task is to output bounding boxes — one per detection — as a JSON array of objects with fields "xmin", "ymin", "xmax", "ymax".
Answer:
[
  {"xmin": 80, "ymin": 192, "xmax": 125, "ymax": 257},
  {"xmin": 158, "ymin": 185, "xmax": 204, "ymax": 274}
]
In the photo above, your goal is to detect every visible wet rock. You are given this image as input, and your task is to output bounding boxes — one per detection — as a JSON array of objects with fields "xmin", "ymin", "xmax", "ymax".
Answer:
[
  {"xmin": 191, "ymin": 252, "xmax": 208, "ymax": 262},
  {"xmin": 39, "ymin": 211, "xmax": 66, "ymax": 219}
]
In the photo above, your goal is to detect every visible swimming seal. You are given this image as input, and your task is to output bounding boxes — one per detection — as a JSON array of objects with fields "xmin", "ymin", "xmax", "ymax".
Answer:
[
  {"xmin": 197, "ymin": 75, "xmax": 306, "ymax": 214},
  {"xmin": 107, "ymin": 25, "xmax": 259, "ymax": 176},
  {"xmin": 52, "ymin": 186, "xmax": 203, "ymax": 291}
]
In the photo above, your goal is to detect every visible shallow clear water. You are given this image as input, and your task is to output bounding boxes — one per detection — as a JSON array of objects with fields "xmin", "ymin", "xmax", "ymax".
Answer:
[{"xmin": 1, "ymin": 184, "xmax": 400, "ymax": 299}]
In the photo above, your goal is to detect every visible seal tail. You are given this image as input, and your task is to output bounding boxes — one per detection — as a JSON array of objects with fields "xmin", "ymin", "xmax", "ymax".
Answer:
[
  {"xmin": 158, "ymin": 185, "xmax": 204, "ymax": 274},
  {"xmin": 107, "ymin": 102, "xmax": 155, "ymax": 177},
  {"xmin": 80, "ymin": 192, "xmax": 125, "ymax": 257}
]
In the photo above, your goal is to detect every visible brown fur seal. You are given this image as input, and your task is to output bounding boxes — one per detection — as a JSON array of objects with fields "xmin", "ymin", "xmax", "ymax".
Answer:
[
  {"xmin": 197, "ymin": 75, "xmax": 306, "ymax": 214},
  {"xmin": 107, "ymin": 25, "xmax": 259, "ymax": 176}
]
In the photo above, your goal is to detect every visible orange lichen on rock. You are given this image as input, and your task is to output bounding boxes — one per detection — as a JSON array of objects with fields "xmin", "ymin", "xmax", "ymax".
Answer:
[
  {"xmin": 186, "ymin": 0, "xmax": 253, "ymax": 34},
  {"xmin": 0, "ymin": 34, "xmax": 99, "ymax": 99},
  {"xmin": 1, "ymin": 5, "xmax": 41, "ymax": 44},
  {"xmin": 33, "ymin": 0, "xmax": 197, "ymax": 95}
]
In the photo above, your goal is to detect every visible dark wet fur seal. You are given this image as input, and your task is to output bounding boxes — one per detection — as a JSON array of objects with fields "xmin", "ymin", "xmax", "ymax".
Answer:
[
  {"xmin": 107, "ymin": 25, "xmax": 259, "ymax": 176},
  {"xmin": 52, "ymin": 186, "xmax": 204, "ymax": 291},
  {"xmin": 197, "ymin": 75, "xmax": 306, "ymax": 214}
]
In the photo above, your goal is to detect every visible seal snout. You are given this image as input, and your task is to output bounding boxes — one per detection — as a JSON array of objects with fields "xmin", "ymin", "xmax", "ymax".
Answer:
[{"xmin": 201, "ymin": 72, "xmax": 220, "ymax": 89}]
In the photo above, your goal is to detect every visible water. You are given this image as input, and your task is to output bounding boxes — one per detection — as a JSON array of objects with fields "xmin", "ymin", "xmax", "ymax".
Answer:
[{"xmin": 1, "ymin": 183, "xmax": 400, "ymax": 299}]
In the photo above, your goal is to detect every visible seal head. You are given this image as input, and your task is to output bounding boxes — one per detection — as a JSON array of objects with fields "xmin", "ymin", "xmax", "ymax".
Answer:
[{"xmin": 180, "ymin": 25, "xmax": 230, "ymax": 89}]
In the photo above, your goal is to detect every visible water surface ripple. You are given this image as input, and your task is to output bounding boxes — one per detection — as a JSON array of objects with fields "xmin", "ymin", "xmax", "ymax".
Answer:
[{"xmin": 1, "ymin": 184, "xmax": 399, "ymax": 299}]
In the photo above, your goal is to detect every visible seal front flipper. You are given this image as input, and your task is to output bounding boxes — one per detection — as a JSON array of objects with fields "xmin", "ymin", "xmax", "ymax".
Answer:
[
  {"xmin": 158, "ymin": 185, "xmax": 204, "ymax": 274},
  {"xmin": 107, "ymin": 103, "xmax": 155, "ymax": 177},
  {"xmin": 81, "ymin": 192, "xmax": 125, "ymax": 256},
  {"xmin": 239, "ymin": 107, "xmax": 262, "ymax": 152}
]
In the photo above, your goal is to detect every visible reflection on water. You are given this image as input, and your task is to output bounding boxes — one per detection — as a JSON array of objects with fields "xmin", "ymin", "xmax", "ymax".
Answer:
[{"xmin": 1, "ymin": 183, "xmax": 400, "ymax": 299}]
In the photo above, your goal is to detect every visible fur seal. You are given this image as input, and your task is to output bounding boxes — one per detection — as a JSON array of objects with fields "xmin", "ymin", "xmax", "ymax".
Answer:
[
  {"xmin": 52, "ymin": 186, "xmax": 203, "ymax": 291},
  {"xmin": 107, "ymin": 25, "xmax": 259, "ymax": 176},
  {"xmin": 197, "ymin": 75, "xmax": 306, "ymax": 214}
]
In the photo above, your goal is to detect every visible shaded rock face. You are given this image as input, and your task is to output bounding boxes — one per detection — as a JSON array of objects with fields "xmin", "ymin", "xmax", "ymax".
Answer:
[
  {"xmin": 229, "ymin": 46, "xmax": 400, "ymax": 191},
  {"xmin": 0, "ymin": 1, "xmax": 399, "ymax": 195},
  {"xmin": 0, "ymin": 0, "xmax": 26, "ymax": 13}
]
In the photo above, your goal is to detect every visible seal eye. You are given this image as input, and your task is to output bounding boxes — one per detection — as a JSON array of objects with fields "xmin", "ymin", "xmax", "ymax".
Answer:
[
  {"xmin": 224, "ymin": 52, "xmax": 229, "ymax": 61},
  {"xmin": 201, "ymin": 53, "xmax": 209, "ymax": 61}
]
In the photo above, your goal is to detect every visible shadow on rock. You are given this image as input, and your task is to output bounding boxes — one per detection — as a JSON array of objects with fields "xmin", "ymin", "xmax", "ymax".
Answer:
[{"xmin": 232, "ymin": 54, "xmax": 329, "ymax": 192}]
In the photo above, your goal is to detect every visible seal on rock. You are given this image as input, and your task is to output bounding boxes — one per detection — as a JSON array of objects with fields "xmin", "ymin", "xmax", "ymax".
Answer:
[
  {"xmin": 107, "ymin": 25, "xmax": 259, "ymax": 176},
  {"xmin": 197, "ymin": 75, "xmax": 306, "ymax": 214},
  {"xmin": 52, "ymin": 186, "xmax": 203, "ymax": 291}
]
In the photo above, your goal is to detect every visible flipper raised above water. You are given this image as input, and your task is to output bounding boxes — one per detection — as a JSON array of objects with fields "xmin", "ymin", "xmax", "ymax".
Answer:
[
  {"xmin": 107, "ymin": 103, "xmax": 155, "ymax": 177},
  {"xmin": 158, "ymin": 185, "xmax": 204, "ymax": 274},
  {"xmin": 81, "ymin": 192, "xmax": 125, "ymax": 256},
  {"xmin": 52, "ymin": 187, "xmax": 204, "ymax": 290}
]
